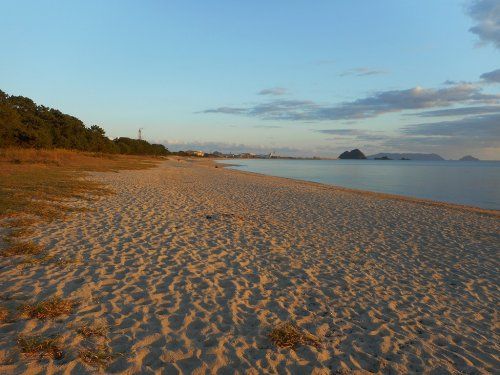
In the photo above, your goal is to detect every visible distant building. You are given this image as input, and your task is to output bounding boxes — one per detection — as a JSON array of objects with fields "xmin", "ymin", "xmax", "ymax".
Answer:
[
  {"xmin": 185, "ymin": 150, "xmax": 206, "ymax": 157},
  {"xmin": 238, "ymin": 153, "xmax": 256, "ymax": 158}
]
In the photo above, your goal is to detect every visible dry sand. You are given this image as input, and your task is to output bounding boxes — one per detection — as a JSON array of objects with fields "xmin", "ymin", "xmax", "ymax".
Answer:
[{"xmin": 0, "ymin": 158, "xmax": 499, "ymax": 374}]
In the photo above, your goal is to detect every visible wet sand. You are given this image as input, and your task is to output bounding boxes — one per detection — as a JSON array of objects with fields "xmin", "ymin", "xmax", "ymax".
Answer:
[{"xmin": 0, "ymin": 158, "xmax": 498, "ymax": 374}]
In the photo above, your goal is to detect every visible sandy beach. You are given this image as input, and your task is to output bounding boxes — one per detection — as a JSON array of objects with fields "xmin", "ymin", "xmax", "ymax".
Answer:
[{"xmin": 0, "ymin": 158, "xmax": 498, "ymax": 374}]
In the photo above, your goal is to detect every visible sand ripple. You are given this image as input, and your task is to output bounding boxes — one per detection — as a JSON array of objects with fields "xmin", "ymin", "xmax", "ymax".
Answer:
[{"xmin": 0, "ymin": 159, "xmax": 498, "ymax": 374}]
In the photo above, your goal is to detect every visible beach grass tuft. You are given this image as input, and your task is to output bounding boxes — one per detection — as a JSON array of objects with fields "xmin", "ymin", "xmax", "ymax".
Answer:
[
  {"xmin": 5, "ymin": 227, "xmax": 34, "ymax": 239},
  {"xmin": 4, "ymin": 217, "xmax": 38, "ymax": 228},
  {"xmin": 16, "ymin": 254, "xmax": 55, "ymax": 268},
  {"xmin": 76, "ymin": 323, "xmax": 108, "ymax": 338},
  {"xmin": 268, "ymin": 321, "xmax": 321, "ymax": 349},
  {"xmin": 19, "ymin": 296, "xmax": 75, "ymax": 320},
  {"xmin": 2, "ymin": 241, "xmax": 43, "ymax": 257},
  {"xmin": 0, "ymin": 307, "xmax": 9, "ymax": 323},
  {"xmin": 79, "ymin": 345, "xmax": 114, "ymax": 368},
  {"xmin": 17, "ymin": 334, "xmax": 64, "ymax": 360}
]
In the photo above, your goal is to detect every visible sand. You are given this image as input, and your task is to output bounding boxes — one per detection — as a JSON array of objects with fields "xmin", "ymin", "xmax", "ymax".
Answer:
[{"xmin": 0, "ymin": 158, "xmax": 498, "ymax": 374}]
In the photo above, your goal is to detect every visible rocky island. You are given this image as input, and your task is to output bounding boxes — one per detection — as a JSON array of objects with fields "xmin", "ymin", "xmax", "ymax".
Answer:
[
  {"xmin": 368, "ymin": 153, "xmax": 444, "ymax": 161},
  {"xmin": 459, "ymin": 155, "xmax": 479, "ymax": 161},
  {"xmin": 338, "ymin": 149, "xmax": 367, "ymax": 159}
]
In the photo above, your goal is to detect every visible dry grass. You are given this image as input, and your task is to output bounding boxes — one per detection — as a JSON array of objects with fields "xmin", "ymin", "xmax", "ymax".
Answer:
[
  {"xmin": 2, "ymin": 241, "xmax": 43, "ymax": 257},
  {"xmin": 16, "ymin": 254, "xmax": 55, "ymax": 267},
  {"xmin": 0, "ymin": 148, "xmax": 72, "ymax": 165},
  {"xmin": 76, "ymin": 323, "xmax": 108, "ymax": 338},
  {"xmin": 4, "ymin": 217, "xmax": 38, "ymax": 228},
  {"xmin": 5, "ymin": 227, "xmax": 34, "ymax": 239},
  {"xmin": 16, "ymin": 254, "xmax": 83, "ymax": 269},
  {"xmin": 17, "ymin": 334, "xmax": 64, "ymax": 360},
  {"xmin": 0, "ymin": 149, "xmax": 160, "ymax": 219},
  {"xmin": 268, "ymin": 321, "xmax": 321, "ymax": 350},
  {"xmin": 79, "ymin": 345, "xmax": 114, "ymax": 368},
  {"xmin": 0, "ymin": 148, "xmax": 162, "ymax": 253},
  {"xmin": 0, "ymin": 148, "xmax": 161, "ymax": 171},
  {"xmin": 19, "ymin": 296, "xmax": 75, "ymax": 320}
]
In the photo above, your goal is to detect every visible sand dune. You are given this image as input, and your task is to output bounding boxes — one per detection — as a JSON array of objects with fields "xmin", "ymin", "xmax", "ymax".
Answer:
[{"xmin": 0, "ymin": 159, "xmax": 498, "ymax": 374}]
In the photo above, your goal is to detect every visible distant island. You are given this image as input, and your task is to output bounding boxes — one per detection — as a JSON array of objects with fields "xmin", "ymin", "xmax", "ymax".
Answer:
[
  {"xmin": 338, "ymin": 149, "xmax": 367, "ymax": 159},
  {"xmin": 368, "ymin": 153, "xmax": 445, "ymax": 161},
  {"xmin": 459, "ymin": 155, "xmax": 479, "ymax": 161},
  {"xmin": 174, "ymin": 149, "xmax": 485, "ymax": 162}
]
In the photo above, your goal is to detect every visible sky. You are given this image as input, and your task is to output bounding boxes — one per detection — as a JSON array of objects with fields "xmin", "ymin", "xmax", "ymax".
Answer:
[{"xmin": 1, "ymin": 0, "xmax": 499, "ymax": 159}]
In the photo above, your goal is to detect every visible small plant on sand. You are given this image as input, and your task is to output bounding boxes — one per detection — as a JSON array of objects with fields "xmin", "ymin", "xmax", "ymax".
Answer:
[
  {"xmin": 2, "ymin": 241, "xmax": 43, "ymax": 257},
  {"xmin": 5, "ymin": 227, "xmax": 34, "ymax": 239},
  {"xmin": 79, "ymin": 345, "xmax": 114, "ymax": 368},
  {"xmin": 54, "ymin": 256, "xmax": 82, "ymax": 268},
  {"xmin": 76, "ymin": 323, "xmax": 108, "ymax": 338},
  {"xmin": 0, "ymin": 307, "xmax": 9, "ymax": 323},
  {"xmin": 17, "ymin": 255, "xmax": 82, "ymax": 269},
  {"xmin": 17, "ymin": 254, "xmax": 55, "ymax": 268},
  {"xmin": 3, "ymin": 217, "xmax": 38, "ymax": 229},
  {"xmin": 17, "ymin": 334, "xmax": 64, "ymax": 360},
  {"xmin": 268, "ymin": 321, "xmax": 321, "ymax": 349},
  {"xmin": 19, "ymin": 296, "xmax": 75, "ymax": 320}
]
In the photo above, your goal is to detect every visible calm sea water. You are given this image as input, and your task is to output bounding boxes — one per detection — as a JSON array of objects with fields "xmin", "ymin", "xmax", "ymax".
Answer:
[{"xmin": 219, "ymin": 159, "xmax": 500, "ymax": 210}]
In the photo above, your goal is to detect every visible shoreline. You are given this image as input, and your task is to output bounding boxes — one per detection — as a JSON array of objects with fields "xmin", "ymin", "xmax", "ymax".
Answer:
[
  {"xmin": 213, "ymin": 159, "xmax": 500, "ymax": 218},
  {"xmin": 0, "ymin": 158, "xmax": 498, "ymax": 373}
]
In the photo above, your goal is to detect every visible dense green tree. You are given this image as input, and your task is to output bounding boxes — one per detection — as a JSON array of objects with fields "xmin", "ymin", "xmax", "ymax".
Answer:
[{"xmin": 0, "ymin": 89, "xmax": 169, "ymax": 156}]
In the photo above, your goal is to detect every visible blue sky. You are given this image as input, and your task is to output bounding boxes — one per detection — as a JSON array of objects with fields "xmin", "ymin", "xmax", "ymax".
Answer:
[{"xmin": 1, "ymin": 0, "xmax": 499, "ymax": 159}]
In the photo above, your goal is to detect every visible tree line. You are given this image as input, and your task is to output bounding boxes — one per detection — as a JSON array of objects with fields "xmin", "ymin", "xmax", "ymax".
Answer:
[{"xmin": 0, "ymin": 90, "xmax": 169, "ymax": 156}]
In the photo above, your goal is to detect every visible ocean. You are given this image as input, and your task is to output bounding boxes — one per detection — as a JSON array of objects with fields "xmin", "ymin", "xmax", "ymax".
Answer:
[{"xmin": 219, "ymin": 159, "xmax": 500, "ymax": 210}]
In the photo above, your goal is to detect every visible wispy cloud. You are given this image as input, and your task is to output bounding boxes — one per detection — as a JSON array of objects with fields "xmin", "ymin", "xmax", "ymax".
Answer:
[
  {"xmin": 201, "ymin": 107, "xmax": 246, "ymax": 114},
  {"xmin": 253, "ymin": 125, "xmax": 282, "ymax": 129},
  {"xmin": 315, "ymin": 59, "xmax": 336, "ymax": 65},
  {"xmin": 402, "ymin": 113, "xmax": 500, "ymax": 141},
  {"xmin": 310, "ymin": 84, "xmax": 497, "ymax": 120},
  {"xmin": 201, "ymin": 99, "xmax": 318, "ymax": 120},
  {"xmin": 467, "ymin": 0, "xmax": 500, "ymax": 49},
  {"xmin": 480, "ymin": 68, "xmax": 500, "ymax": 83},
  {"xmin": 258, "ymin": 87, "xmax": 288, "ymax": 96},
  {"xmin": 315, "ymin": 129, "xmax": 364, "ymax": 136},
  {"xmin": 443, "ymin": 80, "xmax": 473, "ymax": 85},
  {"xmin": 339, "ymin": 67, "xmax": 388, "ymax": 77},
  {"xmin": 315, "ymin": 128, "xmax": 387, "ymax": 141},
  {"xmin": 202, "ymin": 83, "xmax": 499, "ymax": 121},
  {"xmin": 415, "ymin": 105, "xmax": 500, "ymax": 117}
]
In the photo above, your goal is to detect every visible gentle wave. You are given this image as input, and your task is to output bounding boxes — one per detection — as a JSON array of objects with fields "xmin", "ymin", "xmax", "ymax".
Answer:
[{"xmin": 219, "ymin": 159, "xmax": 500, "ymax": 210}]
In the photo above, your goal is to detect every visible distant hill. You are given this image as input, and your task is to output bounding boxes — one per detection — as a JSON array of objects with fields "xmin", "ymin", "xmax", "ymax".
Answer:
[
  {"xmin": 367, "ymin": 153, "xmax": 445, "ymax": 161},
  {"xmin": 459, "ymin": 155, "xmax": 479, "ymax": 161},
  {"xmin": 338, "ymin": 149, "xmax": 367, "ymax": 159}
]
